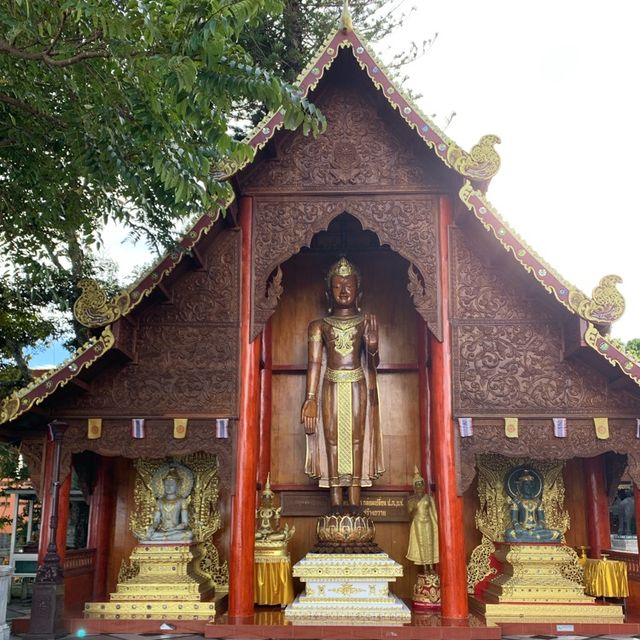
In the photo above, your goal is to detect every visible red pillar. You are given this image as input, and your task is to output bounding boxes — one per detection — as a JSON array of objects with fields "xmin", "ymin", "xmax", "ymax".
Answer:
[
  {"xmin": 417, "ymin": 317, "xmax": 431, "ymax": 485},
  {"xmin": 87, "ymin": 456, "xmax": 115, "ymax": 600},
  {"xmin": 54, "ymin": 471, "xmax": 72, "ymax": 565},
  {"xmin": 429, "ymin": 195, "xmax": 468, "ymax": 620},
  {"xmin": 634, "ymin": 484, "xmax": 640, "ymax": 550},
  {"xmin": 258, "ymin": 319, "xmax": 272, "ymax": 487},
  {"xmin": 584, "ymin": 456, "xmax": 611, "ymax": 558},
  {"xmin": 228, "ymin": 196, "xmax": 261, "ymax": 618}
]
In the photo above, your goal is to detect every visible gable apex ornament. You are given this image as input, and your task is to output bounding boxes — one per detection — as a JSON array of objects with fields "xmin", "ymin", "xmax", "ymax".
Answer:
[{"xmin": 341, "ymin": 0, "xmax": 354, "ymax": 32}]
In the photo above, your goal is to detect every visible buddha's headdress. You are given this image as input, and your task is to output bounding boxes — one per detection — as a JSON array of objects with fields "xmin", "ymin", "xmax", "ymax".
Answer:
[
  {"xmin": 326, "ymin": 257, "xmax": 361, "ymax": 288},
  {"xmin": 412, "ymin": 465, "xmax": 425, "ymax": 488}
]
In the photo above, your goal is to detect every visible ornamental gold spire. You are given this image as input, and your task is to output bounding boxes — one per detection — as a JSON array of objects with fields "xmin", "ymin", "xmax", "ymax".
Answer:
[{"xmin": 341, "ymin": 0, "xmax": 353, "ymax": 32}]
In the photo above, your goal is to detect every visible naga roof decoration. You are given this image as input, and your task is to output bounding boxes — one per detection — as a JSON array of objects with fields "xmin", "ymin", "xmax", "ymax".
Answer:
[{"xmin": 1, "ymin": 17, "xmax": 638, "ymax": 428}]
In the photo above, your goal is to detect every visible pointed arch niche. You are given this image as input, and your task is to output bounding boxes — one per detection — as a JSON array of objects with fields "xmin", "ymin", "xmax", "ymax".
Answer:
[{"xmin": 265, "ymin": 213, "xmax": 429, "ymax": 599}]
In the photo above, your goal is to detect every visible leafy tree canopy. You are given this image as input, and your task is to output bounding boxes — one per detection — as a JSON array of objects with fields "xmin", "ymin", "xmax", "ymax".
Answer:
[{"xmin": 0, "ymin": 0, "xmax": 325, "ymax": 271}]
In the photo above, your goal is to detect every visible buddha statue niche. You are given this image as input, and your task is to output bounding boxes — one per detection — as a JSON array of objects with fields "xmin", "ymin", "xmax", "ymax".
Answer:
[{"xmin": 504, "ymin": 467, "xmax": 561, "ymax": 543}]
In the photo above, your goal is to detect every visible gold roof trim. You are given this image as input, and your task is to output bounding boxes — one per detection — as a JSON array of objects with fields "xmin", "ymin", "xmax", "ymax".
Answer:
[{"xmin": 0, "ymin": 327, "xmax": 115, "ymax": 425}]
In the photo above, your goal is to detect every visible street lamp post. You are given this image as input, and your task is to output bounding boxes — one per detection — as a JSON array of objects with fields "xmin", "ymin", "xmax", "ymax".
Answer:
[{"xmin": 26, "ymin": 420, "xmax": 68, "ymax": 640}]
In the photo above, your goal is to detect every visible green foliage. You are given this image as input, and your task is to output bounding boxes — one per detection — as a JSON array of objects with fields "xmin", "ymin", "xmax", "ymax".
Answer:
[
  {"xmin": 625, "ymin": 338, "xmax": 640, "ymax": 362},
  {"xmin": 0, "ymin": 0, "xmax": 326, "ymax": 389},
  {"xmin": 0, "ymin": 0, "xmax": 325, "ymax": 268}
]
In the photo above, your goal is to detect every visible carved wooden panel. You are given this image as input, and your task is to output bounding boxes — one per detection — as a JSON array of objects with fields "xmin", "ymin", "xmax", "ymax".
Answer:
[
  {"xmin": 450, "ymin": 228, "xmax": 640, "ymax": 416},
  {"xmin": 239, "ymin": 87, "xmax": 444, "ymax": 193},
  {"xmin": 251, "ymin": 196, "xmax": 440, "ymax": 340},
  {"xmin": 454, "ymin": 323, "xmax": 639, "ymax": 414},
  {"xmin": 53, "ymin": 230, "xmax": 241, "ymax": 417}
]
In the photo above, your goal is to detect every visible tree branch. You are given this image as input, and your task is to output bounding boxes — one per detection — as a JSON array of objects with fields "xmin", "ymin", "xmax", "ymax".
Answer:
[
  {"xmin": 0, "ymin": 39, "xmax": 110, "ymax": 67},
  {"xmin": 45, "ymin": 12, "xmax": 68, "ymax": 55},
  {"xmin": 0, "ymin": 92, "xmax": 62, "ymax": 125}
]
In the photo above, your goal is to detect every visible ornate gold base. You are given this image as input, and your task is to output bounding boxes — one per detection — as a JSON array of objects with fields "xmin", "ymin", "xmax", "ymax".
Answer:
[
  {"xmin": 111, "ymin": 543, "xmax": 213, "ymax": 602},
  {"xmin": 85, "ymin": 543, "xmax": 215, "ymax": 620},
  {"xmin": 84, "ymin": 593, "xmax": 226, "ymax": 621},
  {"xmin": 285, "ymin": 553, "xmax": 410, "ymax": 622},
  {"xmin": 485, "ymin": 544, "xmax": 589, "ymax": 603},
  {"xmin": 474, "ymin": 543, "xmax": 624, "ymax": 623},
  {"xmin": 470, "ymin": 598, "xmax": 624, "ymax": 623},
  {"xmin": 412, "ymin": 572, "xmax": 440, "ymax": 610}
]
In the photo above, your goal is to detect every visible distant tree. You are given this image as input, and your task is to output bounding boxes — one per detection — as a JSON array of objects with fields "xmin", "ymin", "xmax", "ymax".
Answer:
[
  {"xmin": 236, "ymin": 0, "xmax": 428, "ymax": 133},
  {"xmin": 625, "ymin": 338, "xmax": 640, "ymax": 362}
]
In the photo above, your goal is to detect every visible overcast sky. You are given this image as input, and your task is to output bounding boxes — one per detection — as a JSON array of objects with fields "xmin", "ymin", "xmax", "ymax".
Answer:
[{"xmin": 390, "ymin": 1, "xmax": 639, "ymax": 341}]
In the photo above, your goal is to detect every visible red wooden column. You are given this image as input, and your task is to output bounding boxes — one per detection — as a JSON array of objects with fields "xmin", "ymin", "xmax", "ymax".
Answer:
[
  {"xmin": 634, "ymin": 484, "xmax": 640, "ymax": 551},
  {"xmin": 584, "ymin": 455, "xmax": 611, "ymax": 557},
  {"xmin": 54, "ymin": 471, "xmax": 72, "ymax": 565},
  {"xmin": 228, "ymin": 196, "xmax": 262, "ymax": 618},
  {"xmin": 87, "ymin": 456, "xmax": 115, "ymax": 600},
  {"xmin": 429, "ymin": 195, "xmax": 468, "ymax": 620},
  {"xmin": 416, "ymin": 317, "xmax": 431, "ymax": 485},
  {"xmin": 258, "ymin": 319, "xmax": 272, "ymax": 487}
]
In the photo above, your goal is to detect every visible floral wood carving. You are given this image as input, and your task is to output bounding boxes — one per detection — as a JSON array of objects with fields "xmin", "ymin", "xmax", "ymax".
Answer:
[
  {"xmin": 251, "ymin": 196, "xmax": 440, "ymax": 340},
  {"xmin": 454, "ymin": 323, "xmax": 639, "ymax": 414},
  {"xmin": 52, "ymin": 230, "xmax": 240, "ymax": 417},
  {"xmin": 457, "ymin": 419, "xmax": 640, "ymax": 494},
  {"xmin": 239, "ymin": 88, "xmax": 440, "ymax": 193},
  {"xmin": 450, "ymin": 229, "xmax": 640, "ymax": 415},
  {"xmin": 451, "ymin": 230, "xmax": 552, "ymax": 322}
]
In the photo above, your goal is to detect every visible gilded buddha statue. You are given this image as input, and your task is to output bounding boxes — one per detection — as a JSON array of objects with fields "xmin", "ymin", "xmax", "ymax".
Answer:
[
  {"xmin": 255, "ymin": 474, "xmax": 294, "ymax": 545},
  {"xmin": 142, "ymin": 466, "xmax": 193, "ymax": 543},
  {"xmin": 300, "ymin": 257, "xmax": 384, "ymax": 510},
  {"xmin": 504, "ymin": 467, "xmax": 561, "ymax": 543}
]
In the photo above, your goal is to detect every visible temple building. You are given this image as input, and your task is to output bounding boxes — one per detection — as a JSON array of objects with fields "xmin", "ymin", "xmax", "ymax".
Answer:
[{"xmin": 2, "ymin": 11, "xmax": 640, "ymax": 638}]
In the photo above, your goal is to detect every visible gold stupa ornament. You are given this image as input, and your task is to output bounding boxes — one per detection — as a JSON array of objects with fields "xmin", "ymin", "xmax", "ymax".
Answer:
[{"xmin": 255, "ymin": 473, "xmax": 295, "ymax": 556}]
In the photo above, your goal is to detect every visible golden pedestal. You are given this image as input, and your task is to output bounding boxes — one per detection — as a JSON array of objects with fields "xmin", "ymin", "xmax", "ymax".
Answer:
[
  {"xmin": 471, "ymin": 543, "xmax": 623, "ymax": 623},
  {"xmin": 85, "ymin": 543, "xmax": 218, "ymax": 620}
]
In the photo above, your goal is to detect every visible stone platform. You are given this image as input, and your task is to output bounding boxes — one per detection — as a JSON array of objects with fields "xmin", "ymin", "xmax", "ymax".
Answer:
[{"xmin": 285, "ymin": 552, "xmax": 411, "ymax": 622}]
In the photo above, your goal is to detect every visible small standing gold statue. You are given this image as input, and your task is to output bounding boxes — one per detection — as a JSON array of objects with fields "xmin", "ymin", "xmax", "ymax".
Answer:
[
  {"xmin": 407, "ymin": 466, "xmax": 440, "ymax": 610},
  {"xmin": 300, "ymin": 257, "xmax": 384, "ymax": 511}
]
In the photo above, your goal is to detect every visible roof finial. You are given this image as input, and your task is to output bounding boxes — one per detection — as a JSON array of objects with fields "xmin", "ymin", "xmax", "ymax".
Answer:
[{"xmin": 341, "ymin": 0, "xmax": 353, "ymax": 32}]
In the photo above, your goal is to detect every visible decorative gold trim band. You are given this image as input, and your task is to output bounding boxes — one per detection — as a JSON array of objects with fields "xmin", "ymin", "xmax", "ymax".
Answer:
[{"xmin": 325, "ymin": 367, "xmax": 364, "ymax": 383}]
